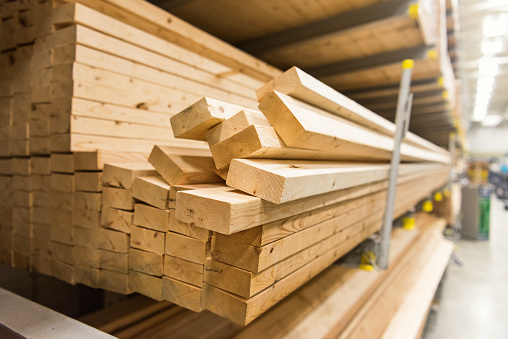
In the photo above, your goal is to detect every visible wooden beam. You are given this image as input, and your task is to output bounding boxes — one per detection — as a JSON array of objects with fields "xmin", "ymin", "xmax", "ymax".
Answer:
[
  {"xmin": 132, "ymin": 176, "xmax": 170, "ymax": 209},
  {"xmin": 205, "ymin": 110, "xmax": 269, "ymax": 147},
  {"xmin": 102, "ymin": 162, "xmax": 157, "ymax": 190},
  {"xmin": 227, "ymin": 160, "xmax": 439, "ymax": 204},
  {"xmin": 258, "ymin": 91, "xmax": 450, "ymax": 163},
  {"xmin": 148, "ymin": 146, "xmax": 222, "ymax": 185},
  {"xmin": 175, "ymin": 168, "xmax": 448, "ymax": 234},
  {"xmin": 170, "ymin": 97, "xmax": 253, "ymax": 141}
]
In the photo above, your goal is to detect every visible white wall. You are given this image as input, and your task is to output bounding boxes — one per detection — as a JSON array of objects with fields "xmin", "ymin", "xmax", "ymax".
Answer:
[{"xmin": 468, "ymin": 124, "xmax": 508, "ymax": 156}]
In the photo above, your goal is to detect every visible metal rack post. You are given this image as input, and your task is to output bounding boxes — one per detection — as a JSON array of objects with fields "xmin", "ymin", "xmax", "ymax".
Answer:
[{"xmin": 376, "ymin": 59, "xmax": 414, "ymax": 270}]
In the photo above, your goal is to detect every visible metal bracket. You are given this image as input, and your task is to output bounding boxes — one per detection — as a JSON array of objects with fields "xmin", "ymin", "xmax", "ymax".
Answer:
[{"xmin": 376, "ymin": 59, "xmax": 414, "ymax": 270}]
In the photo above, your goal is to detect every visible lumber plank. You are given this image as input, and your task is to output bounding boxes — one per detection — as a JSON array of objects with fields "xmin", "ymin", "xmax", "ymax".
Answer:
[
  {"xmin": 74, "ymin": 265, "xmax": 100, "ymax": 288},
  {"xmin": 175, "ymin": 169, "xmax": 448, "ymax": 234},
  {"xmin": 227, "ymin": 160, "xmax": 393, "ymax": 204},
  {"xmin": 165, "ymin": 232, "xmax": 210, "ymax": 265},
  {"xmin": 205, "ymin": 110, "xmax": 269, "ymax": 147},
  {"xmin": 103, "ymin": 162, "xmax": 157, "ymax": 190},
  {"xmin": 129, "ymin": 248, "xmax": 164, "ymax": 277},
  {"xmin": 97, "ymin": 228, "xmax": 129, "ymax": 254},
  {"xmin": 133, "ymin": 203, "xmax": 170, "ymax": 232},
  {"xmin": 129, "ymin": 270, "xmax": 163, "ymax": 301},
  {"xmin": 74, "ymin": 151, "xmax": 148, "ymax": 171},
  {"xmin": 131, "ymin": 226, "xmax": 165, "ymax": 255},
  {"xmin": 102, "ymin": 187, "xmax": 134, "ymax": 211},
  {"xmin": 74, "ymin": 208, "xmax": 101, "ymax": 229},
  {"xmin": 258, "ymin": 91, "xmax": 450, "ymax": 164},
  {"xmin": 74, "ymin": 172, "xmax": 103, "ymax": 192},
  {"xmin": 148, "ymin": 146, "xmax": 222, "ymax": 185},
  {"xmin": 161, "ymin": 276, "xmax": 202, "ymax": 312},
  {"xmin": 169, "ymin": 210, "xmax": 210, "ymax": 241},
  {"xmin": 132, "ymin": 176, "xmax": 170, "ymax": 210},
  {"xmin": 101, "ymin": 207, "xmax": 133, "ymax": 233},
  {"xmin": 99, "ymin": 269, "xmax": 131, "ymax": 294},
  {"xmin": 99, "ymin": 249, "xmax": 129, "ymax": 274},
  {"xmin": 201, "ymin": 219, "xmax": 381, "ymax": 325},
  {"xmin": 209, "ymin": 124, "xmax": 375, "ymax": 170},
  {"xmin": 256, "ymin": 67, "xmax": 449, "ymax": 156},
  {"xmin": 164, "ymin": 255, "xmax": 204, "ymax": 288},
  {"xmin": 170, "ymin": 97, "xmax": 254, "ymax": 140}
]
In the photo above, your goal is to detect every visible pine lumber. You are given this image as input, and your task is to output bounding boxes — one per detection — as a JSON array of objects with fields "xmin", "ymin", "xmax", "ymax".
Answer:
[
  {"xmin": 209, "ymin": 124, "xmax": 370, "ymax": 170},
  {"xmin": 74, "ymin": 265, "xmax": 100, "ymax": 288},
  {"xmin": 205, "ymin": 110, "xmax": 269, "ymax": 146},
  {"xmin": 211, "ymin": 203, "xmax": 384, "ymax": 273},
  {"xmin": 175, "ymin": 169, "xmax": 448, "ymax": 234},
  {"xmin": 132, "ymin": 176, "xmax": 170, "ymax": 210},
  {"xmin": 98, "ymin": 228, "xmax": 129, "ymax": 254},
  {"xmin": 226, "ymin": 160, "xmax": 429, "ymax": 204},
  {"xmin": 101, "ymin": 208, "xmax": 133, "ymax": 233},
  {"xmin": 99, "ymin": 269, "xmax": 131, "ymax": 295},
  {"xmin": 129, "ymin": 270, "xmax": 163, "ymax": 301},
  {"xmin": 165, "ymin": 232, "xmax": 210, "ymax": 265},
  {"xmin": 168, "ymin": 183, "xmax": 228, "ymax": 200},
  {"xmin": 133, "ymin": 203, "xmax": 170, "ymax": 232},
  {"xmin": 258, "ymin": 91, "xmax": 450, "ymax": 164},
  {"xmin": 161, "ymin": 276, "xmax": 202, "ymax": 312},
  {"xmin": 74, "ymin": 208, "xmax": 101, "ymax": 229},
  {"xmin": 169, "ymin": 210, "xmax": 210, "ymax": 240},
  {"xmin": 256, "ymin": 66, "xmax": 449, "ymax": 156},
  {"xmin": 201, "ymin": 218, "xmax": 382, "ymax": 325},
  {"xmin": 73, "ymin": 151, "xmax": 148, "ymax": 171},
  {"xmin": 129, "ymin": 248, "xmax": 164, "ymax": 277},
  {"xmin": 170, "ymin": 97, "xmax": 255, "ymax": 140},
  {"xmin": 148, "ymin": 146, "xmax": 222, "ymax": 185},
  {"xmin": 99, "ymin": 249, "xmax": 129, "ymax": 274},
  {"xmin": 164, "ymin": 255, "xmax": 204, "ymax": 288},
  {"xmin": 74, "ymin": 172, "xmax": 103, "ymax": 192},
  {"xmin": 102, "ymin": 187, "xmax": 134, "ymax": 210},
  {"xmin": 103, "ymin": 162, "xmax": 157, "ymax": 190},
  {"xmin": 130, "ymin": 226, "xmax": 165, "ymax": 255}
]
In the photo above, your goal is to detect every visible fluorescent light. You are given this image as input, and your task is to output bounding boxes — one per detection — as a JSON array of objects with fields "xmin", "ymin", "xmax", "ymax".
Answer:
[
  {"xmin": 473, "ymin": 106, "xmax": 488, "ymax": 121},
  {"xmin": 477, "ymin": 84, "xmax": 493, "ymax": 94},
  {"xmin": 477, "ymin": 92, "xmax": 492, "ymax": 101},
  {"xmin": 484, "ymin": 19, "xmax": 508, "ymax": 37},
  {"xmin": 482, "ymin": 115, "xmax": 502, "ymax": 127},
  {"xmin": 479, "ymin": 61, "xmax": 499, "ymax": 75},
  {"xmin": 481, "ymin": 41, "xmax": 503, "ymax": 54},
  {"xmin": 476, "ymin": 97, "xmax": 490, "ymax": 106},
  {"xmin": 478, "ymin": 77, "xmax": 495, "ymax": 87}
]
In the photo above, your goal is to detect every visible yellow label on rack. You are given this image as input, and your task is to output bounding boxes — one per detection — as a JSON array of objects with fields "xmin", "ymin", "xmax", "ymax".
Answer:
[
  {"xmin": 402, "ymin": 59, "xmax": 414, "ymax": 69},
  {"xmin": 423, "ymin": 200, "xmax": 433, "ymax": 212},
  {"xmin": 359, "ymin": 264, "xmax": 374, "ymax": 272},
  {"xmin": 444, "ymin": 189, "xmax": 451, "ymax": 198},
  {"xmin": 427, "ymin": 49, "xmax": 438, "ymax": 59},
  {"xmin": 438, "ymin": 77, "xmax": 444, "ymax": 86},
  {"xmin": 442, "ymin": 91, "xmax": 449, "ymax": 99},
  {"xmin": 434, "ymin": 192, "xmax": 443, "ymax": 201},
  {"xmin": 408, "ymin": 3, "xmax": 419, "ymax": 19},
  {"xmin": 403, "ymin": 217, "xmax": 416, "ymax": 230}
]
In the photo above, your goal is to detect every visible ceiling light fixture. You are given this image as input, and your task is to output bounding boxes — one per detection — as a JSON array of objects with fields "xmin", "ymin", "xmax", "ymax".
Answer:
[
  {"xmin": 473, "ymin": 106, "xmax": 488, "ymax": 121},
  {"xmin": 478, "ymin": 76, "xmax": 495, "ymax": 87},
  {"xmin": 479, "ymin": 61, "xmax": 499, "ymax": 75},
  {"xmin": 477, "ymin": 84, "xmax": 493, "ymax": 94},
  {"xmin": 481, "ymin": 41, "xmax": 503, "ymax": 54},
  {"xmin": 483, "ymin": 18, "xmax": 508, "ymax": 38},
  {"xmin": 481, "ymin": 115, "xmax": 502, "ymax": 127}
]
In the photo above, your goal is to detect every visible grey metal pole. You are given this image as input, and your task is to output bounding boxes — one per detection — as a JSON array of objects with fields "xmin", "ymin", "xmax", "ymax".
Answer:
[{"xmin": 377, "ymin": 59, "xmax": 414, "ymax": 270}]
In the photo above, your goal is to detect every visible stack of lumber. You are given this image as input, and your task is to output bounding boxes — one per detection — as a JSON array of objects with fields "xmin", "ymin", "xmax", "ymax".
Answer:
[
  {"xmin": 0, "ymin": 0, "xmax": 279, "ymax": 287},
  {"xmin": 167, "ymin": 0, "xmax": 459, "ymax": 147},
  {"xmin": 77, "ymin": 213, "xmax": 453, "ymax": 339}
]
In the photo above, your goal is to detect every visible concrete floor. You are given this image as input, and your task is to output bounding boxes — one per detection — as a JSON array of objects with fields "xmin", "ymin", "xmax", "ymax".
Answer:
[{"xmin": 425, "ymin": 196, "xmax": 508, "ymax": 339}]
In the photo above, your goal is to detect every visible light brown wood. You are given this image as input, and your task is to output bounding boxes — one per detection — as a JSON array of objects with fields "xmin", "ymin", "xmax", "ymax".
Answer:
[
  {"xmin": 170, "ymin": 97, "xmax": 252, "ymax": 140},
  {"xmin": 129, "ymin": 270, "xmax": 163, "ymax": 301},
  {"xmin": 161, "ymin": 276, "xmax": 202, "ymax": 312},
  {"xmin": 133, "ymin": 203, "xmax": 170, "ymax": 232},
  {"xmin": 165, "ymin": 232, "xmax": 210, "ymax": 265},
  {"xmin": 102, "ymin": 187, "xmax": 134, "ymax": 211},
  {"xmin": 74, "ymin": 208, "xmax": 101, "ymax": 229},
  {"xmin": 258, "ymin": 91, "xmax": 450, "ymax": 163},
  {"xmin": 130, "ymin": 248, "xmax": 164, "ymax": 277},
  {"xmin": 99, "ymin": 269, "xmax": 131, "ymax": 294},
  {"xmin": 205, "ymin": 110, "xmax": 269, "ymax": 146},
  {"xmin": 164, "ymin": 255, "xmax": 204, "ymax": 288},
  {"xmin": 148, "ymin": 146, "xmax": 222, "ymax": 185},
  {"xmin": 132, "ymin": 176, "xmax": 170, "ymax": 210},
  {"xmin": 169, "ymin": 210, "xmax": 210, "ymax": 240},
  {"xmin": 74, "ymin": 172, "xmax": 103, "ymax": 192},
  {"xmin": 74, "ymin": 265, "xmax": 100, "ymax": 288},
  {"xmin": 99, "ymin": 249, "xmax": 129, "ymax": 274},
  {"xmin": 97, "ymin": 228, "xmax": 129, "ymax": 254},
  {"xmin": 131, "ymin": 226, "xmax": 165, "ymax": 255},
  {"xmin": 103, "ymin": 162, "xmax": 157, "ymax": 189},
  {"xmin": 101, "ymin": 207, "xmax": 133, "ymax": 233}
]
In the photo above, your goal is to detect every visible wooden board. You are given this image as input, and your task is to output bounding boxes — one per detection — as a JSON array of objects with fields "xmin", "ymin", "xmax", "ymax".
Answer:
[
  {"xmin": 161, "ymin": 276, "xmax": 202, "ymax": 312},
  {"xmin": 175, "ymin": 169, "xmax": 448, "ymax": 234},
  {"xmin": 132, "ymin": 176, "xmax": 170, "ymax": 210},
  {"xmin": 256, "ymin": 66, "xmax": 449, "ymax": 157},
  {"xmin": 165, "ymin": 232, "xmax": 210, "ymax": 265},
  {"xmin": 164, "ymin": 255, "xmax": 204, "ymax": 288},
  {"xmin": 129, "ymin": 270, "xmax": 163, "ymax": 301},
  {"xmin": 102, "ymin": 187, "xmax": 134, "ymax": 211},
  {"xmin": 103, "ymin": 162, "xmax": 157, "ymax": 190},
  {"xmin": 131, "ymin": 226, "xmax": 165, "ymax": 255},
  {"xmin": 205, "ymin": 110, "xmax": 269, "ymax": 146},
  {"xmin": 99, "ymin": 249, "xmax": 129, "ymax": 274},
  {"xmin": 170, "ymin": 97, "xmax": 253, "ymax": 140},
  {"xmin": 258, "ymin": 91, "xmax": 450, "ymax": 164},
  {"xmin": 101, "ymin": 207, "xmax": 133, "ymax": 233},
  {"xmin": 129, "ymin": 248, "xmax": 164, "ymax": 277},
  {"xmin": 148, "ymin": 146, "xmax": 222, "ymax": 185},
  {"xmin": 133, "ymin": 203, "xmax": 170, "ymax": 233},
  {"xmin": 169, "ymin": 210, "xmax": 210, "ymax": 241}
]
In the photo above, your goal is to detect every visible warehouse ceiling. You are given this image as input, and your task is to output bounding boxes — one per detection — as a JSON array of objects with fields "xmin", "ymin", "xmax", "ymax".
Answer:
[
  {"xmin": 150, "ymin": 0, "xmax": 508, "ymax": 145},
  {"xmin": 456, "ymin": 0, "xmax": 508, "ymax": 128}
]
